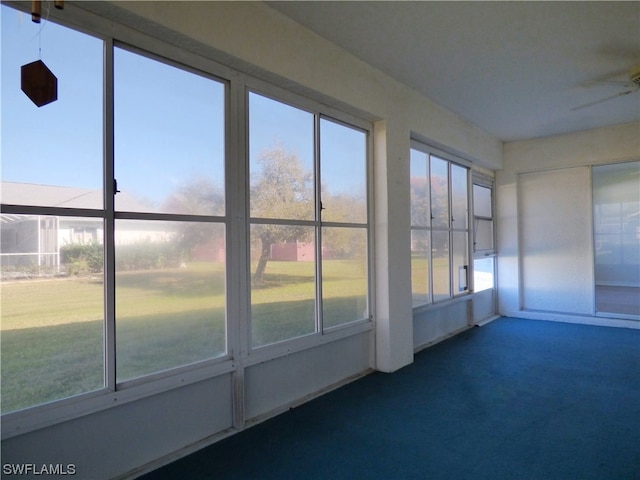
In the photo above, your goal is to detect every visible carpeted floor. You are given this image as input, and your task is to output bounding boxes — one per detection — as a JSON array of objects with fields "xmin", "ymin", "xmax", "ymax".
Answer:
[{"xmin": 140, "ymin": 317, "xmax": 640, "ymax": 480}]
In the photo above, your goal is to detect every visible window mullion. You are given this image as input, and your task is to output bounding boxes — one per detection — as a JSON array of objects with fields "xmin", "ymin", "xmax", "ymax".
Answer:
[
  {"xmin": 315, "ymin": 114, "xmax": 323, "ymax": 334},
  {"xmin": 103, "ymin": 37, "xmax": 116, "ymax": 392},
  {"xmin": 232, "ymin": 83, "xmax": 248, "ymax": 358},
  {"xmin": 448, "ymin": 162, "xmax": 454, "ymax": 298},
  {"xmin": 466, "ymin": 168, "xmax": 473, "ymax": 292},
  {"xmin": 229, "ymin": 79, "xmax": 246, "ymax": 429},
  {"xmin": 427, "ymin": 154, "xmax": 433, "ymax": 304}
]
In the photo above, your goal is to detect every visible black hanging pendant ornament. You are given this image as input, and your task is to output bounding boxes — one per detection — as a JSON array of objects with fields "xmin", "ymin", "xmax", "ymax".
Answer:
[
  {"xmin": 21, "ymin": 0, "xmax": 63, "ymax": 107},
  {"xmin": 21, "ymin": 59, "xmax": 57, "ymax": 107}
]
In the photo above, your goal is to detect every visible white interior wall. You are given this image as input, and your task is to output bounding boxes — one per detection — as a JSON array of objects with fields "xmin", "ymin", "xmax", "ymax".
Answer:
[
  {"xmin": 2, "ymin": 375, "xmax": 234, "ymax": 479},
  {"xmin": 1, "ymin": 2, "xmax": 504, "ymax": 478},
  {"xmin": 497, "ymin": 122, "xmax": 640, "ymax": 326},
  {"xmin": 413, "ymin": 299, "xmax": 472, "ymax": 351},
  {"xmin": 473, "ymin": 288, "xmax": 496, "ymax": 323}
]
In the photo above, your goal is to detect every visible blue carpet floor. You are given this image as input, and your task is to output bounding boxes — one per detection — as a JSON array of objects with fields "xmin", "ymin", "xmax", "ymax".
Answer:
[{"xmin": 141, "ymin": 317, "xmax": 640, "ymax": 479}]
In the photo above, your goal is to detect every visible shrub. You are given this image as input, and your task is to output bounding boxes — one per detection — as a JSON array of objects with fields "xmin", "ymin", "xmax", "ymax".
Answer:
[
  {"xmin": 60, "ymin": 243, "xmax": 104, "ymax": 275},
  {"xmin": 115, "ymin": 240, "xmax": 183, "ymax": 271}
]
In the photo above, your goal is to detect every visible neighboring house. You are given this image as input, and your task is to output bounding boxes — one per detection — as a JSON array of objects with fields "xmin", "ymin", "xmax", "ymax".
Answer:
[
  {"xmin": 0, "ymin": 182, "xmax": 105, "ymax": 271},
  {"xmin": 269, "ymin": 241, "xmax": 334, "ymax": 261},
  {"xmin": 269, "ymin": 241, "xmax": 315, "ymax": 262},
  {"xmin": 192, "ymin": 239, "xmax": 226, "ymax": 263},
  {"xmin": 0, "ymin": 214, "xmax": 61, "ymax": 270},
  {"xmin": 0, "ymin": 181, "xmax": 224, "ymax": 272}
]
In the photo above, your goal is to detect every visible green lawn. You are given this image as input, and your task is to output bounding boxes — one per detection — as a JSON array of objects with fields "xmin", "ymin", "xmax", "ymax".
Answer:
[
  {"xmin": 1, "ymin": 259, "xmax": 366, "ymax": 413},
  {"xmin": 410, "ymin": 254, "xmax": 453, "ymax": 301}
]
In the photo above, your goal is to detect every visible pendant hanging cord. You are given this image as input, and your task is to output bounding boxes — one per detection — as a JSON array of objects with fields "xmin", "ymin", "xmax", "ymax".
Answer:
[{"xmin": 31, "ymin": 0, "xmax": 54, "ymax": 59}]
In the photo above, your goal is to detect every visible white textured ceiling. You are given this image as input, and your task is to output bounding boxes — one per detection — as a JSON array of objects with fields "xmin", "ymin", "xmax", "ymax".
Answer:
[{"xmin": 268, "ymin": 1, "xmax": 640, "ymax": 142}]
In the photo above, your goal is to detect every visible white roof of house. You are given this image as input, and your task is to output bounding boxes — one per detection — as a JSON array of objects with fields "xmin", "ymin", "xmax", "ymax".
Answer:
[
  {"xmin": 1, "ymin": 181, "xmax": 152, "ymax": 212},
  {"xmin": 2, "ymin": 181, "xmax": 103, "ymax": 209}
]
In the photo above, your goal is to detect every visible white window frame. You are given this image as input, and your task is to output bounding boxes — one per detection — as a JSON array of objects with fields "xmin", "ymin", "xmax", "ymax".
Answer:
[
  {"xmin": 471, "ymin": 175, "xmax": 497, "ymax": 295},
  {"xmin": 472, "ymin": 176, "xmax": 496, "ymax": 258},
  {"xmin": 1, "ymin": 1, "xmax": 374, "ymax": 438},
  {"xmin": 244, "ymin": 81, "xmax": 374, "ymax": 358},
  {"xmin": 410, "ymin": 139, "xmax": 472, "ymax": 308}
]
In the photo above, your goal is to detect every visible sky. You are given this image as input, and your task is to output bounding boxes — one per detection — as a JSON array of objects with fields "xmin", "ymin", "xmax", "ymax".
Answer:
[
  {"xmin": 1, "ymin": 6, "xmax": 103, "ymax": 194},
  {"xmin": 1, "ymin": 4, "xmax": 366, "ymax": 212}
]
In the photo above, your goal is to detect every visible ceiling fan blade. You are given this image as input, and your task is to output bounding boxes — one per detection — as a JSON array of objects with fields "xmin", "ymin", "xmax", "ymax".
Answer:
[
  {"xmin": 583, "ymin": 79, "xmax": 631, "ymax": 88},
  {"xmin": 570, "ymin": 89, "xmax": 637, "ymax": 111}
]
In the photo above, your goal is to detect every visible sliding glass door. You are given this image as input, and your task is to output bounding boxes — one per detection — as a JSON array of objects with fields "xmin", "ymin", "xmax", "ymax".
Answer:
[{"xmin": 593, "ymin": 161, "xmax": 640, "ymax": 318}]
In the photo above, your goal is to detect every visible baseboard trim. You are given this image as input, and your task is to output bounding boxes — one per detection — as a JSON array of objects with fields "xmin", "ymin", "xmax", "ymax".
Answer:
[
  {"xmin": 475, "ymin": 314, "xmax": 501, "ymax": 327},
  {"xmin": 503, "ymin": 310, "xmax": 640, "ymax": 329}
]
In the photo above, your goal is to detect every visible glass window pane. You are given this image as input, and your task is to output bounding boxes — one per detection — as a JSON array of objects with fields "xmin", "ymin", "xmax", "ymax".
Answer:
[
  {"xmin": 593, "ymin": 161, "xmax": 640, "ymax": 316},
  {"xmin": 320, "ymin": 119, "xmax": 367, "ymax": 223},
  {"xmin": 474, "ymin": 257, "xmax": 495, "ymax": 292},
  {"xmin": 452, "ymin": 231, "xmax": 469, "ymax": 294},
  {"xmin": 411, "ymin": 229, "xmax": 430, "ymax": 306},
  {"xmin": 115, "ymin": 220, "xmax": 226, "ymax": 382},
  {"xmin": 430, "ymin": 156, "xmax": 450, "ymax": 229},
  {"xmin": 473, "ymin": 184, "xmax": 492, "ymax": 218},
  {"xmin": 1, "ymin": 7, "xmax": 103, "ymax": 208},
  {"xmin": 114, "ymin": 48, "xmax": 225, "ymax": 215},
  {"xmin": 250, "ymin": 224, "xmax": 315, "ymax": 347},
  {"xmin": 249, "ymin": 93, "xmax": 314, "ymax": 220},
  {"xmin": 410, "ymin": 149, "xmax": 430, "ymax": 227},
  {"xmin": 1, "ymin": 214, "xmax": 104, "ymax": 413},
  {"xmin": 474, "ymin": 218, "xmax": 494, "ymax": 252},
  {"xmin": 451, "ymin": 164, "xmax": 468, "ymax": 229},
  {"xmin": 432, "ymin": 230, "xmax": 450, "ymax": 301},
  {"xmin": 322, "ymin": 227, "xmax": 367, "ymax": 329}
]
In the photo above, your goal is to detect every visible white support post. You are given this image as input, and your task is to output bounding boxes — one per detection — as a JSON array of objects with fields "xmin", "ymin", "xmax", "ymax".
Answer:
[{"xmin": 373, "ymin": 119, "xmax": 414, "ymax": 373}]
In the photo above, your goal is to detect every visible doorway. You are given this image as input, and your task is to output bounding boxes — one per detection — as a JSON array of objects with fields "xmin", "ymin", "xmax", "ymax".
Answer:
[{"xmin": 593, "ymin": 161, "xmax": 640, "ymax": 318}]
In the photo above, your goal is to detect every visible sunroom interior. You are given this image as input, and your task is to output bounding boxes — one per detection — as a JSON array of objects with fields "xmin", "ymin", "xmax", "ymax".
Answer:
[{"xmin": 1, "ymin": 1, "xmax": 638, "ymax": 478}]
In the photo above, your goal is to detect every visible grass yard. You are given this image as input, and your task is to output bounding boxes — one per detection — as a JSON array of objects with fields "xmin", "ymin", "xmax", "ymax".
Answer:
[
  {"xmin": 1, "ymin": 259, "xmax": 366, "ymax": 413},
  {"xmin": 1, "ymin": 276, "xmax": 105, "ymax": 413},
  {"xmin": 410, "ymin": 254, "xmax": 454, "ymax": 303}
]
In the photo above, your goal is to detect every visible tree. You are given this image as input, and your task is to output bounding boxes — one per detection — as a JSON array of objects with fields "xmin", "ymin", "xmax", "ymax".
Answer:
[
  {"xmin": 317, "ymin": 189, "xmax": 367, "ymax": 260},
  {"xmin": 410, "ymin": 176, "xmax": 429, "ymax": 226},
  {"xmin": 163, "ymin": 177, "xmax": 224, "ymax": 217},
  {"xmin": 250, "ymin": 144, "xmax": 314, "ymax": 283},
  {"xmin": 163, "ymin": 177, "xmax": 225, "ymax": 262}
]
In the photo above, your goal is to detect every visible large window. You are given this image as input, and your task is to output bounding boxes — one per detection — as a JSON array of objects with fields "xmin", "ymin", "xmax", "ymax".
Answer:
[
  {"xmin": 410, "ymin": 142, "xmax": 470, "ymax": 306},
  {"xmin": 0, "ymin": 5, "xmax": 371, "ymax": 416},
  {"xmin": 249, "ymin": 93, "xmax": 369, "ymax": 347},
  {"xmin": 0, "ymin": 9, "xmax": 228, "ymax": 411},
  {"xmin": 113, "ymin": 47, "xmax": 227, "ymax": 382}
]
